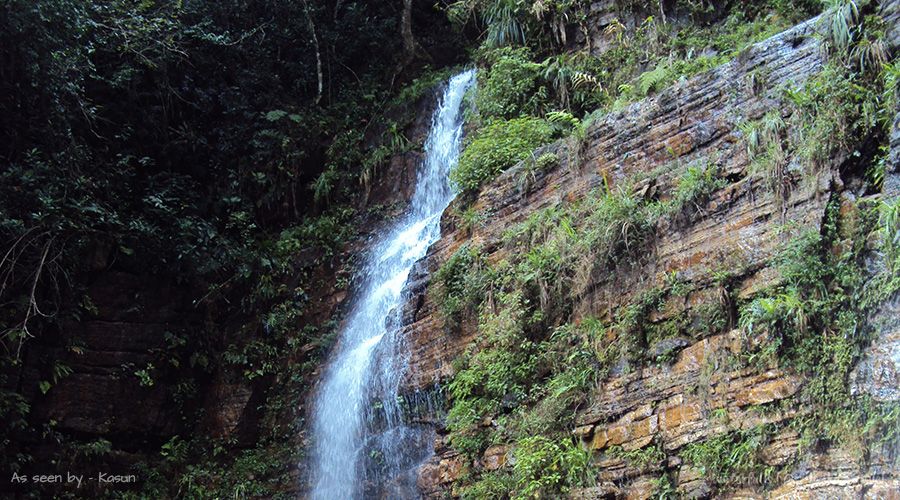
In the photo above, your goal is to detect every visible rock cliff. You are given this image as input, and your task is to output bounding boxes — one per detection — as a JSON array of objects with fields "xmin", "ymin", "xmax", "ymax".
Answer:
[{"xmin": 402, "ymin": 2, "xmax": 900, "ymax": 497}]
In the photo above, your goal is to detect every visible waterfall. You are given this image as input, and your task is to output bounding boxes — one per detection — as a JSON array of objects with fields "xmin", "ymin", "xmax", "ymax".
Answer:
[{"xmin": 310, "ymin": 69, "xmax": 476, "ymax": 499}]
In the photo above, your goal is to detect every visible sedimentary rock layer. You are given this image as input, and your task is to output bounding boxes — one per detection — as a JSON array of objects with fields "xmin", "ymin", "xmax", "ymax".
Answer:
[{"xmin": 404, "ymin": 3, "xmax": 900, "ymax": 497}]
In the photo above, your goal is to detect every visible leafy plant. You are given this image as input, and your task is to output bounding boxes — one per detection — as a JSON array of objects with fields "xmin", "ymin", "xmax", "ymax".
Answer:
[
  {"xmin": 482, "ymin": 0, "xmax": 528, "ymax": 47},
  {"xmin": 638, "ymin": 61, "xmax": 677, "ymax": 96},
  {"xmin": 135, "ymin": 363, "xmax": 156, "ymax": 387},
  {"xmin": 453, "ymin": 117, "xmax": 556, "ymax": 193},
  {"xmin": 679, "ymin": 426, "xmax": 772, "ymax": 488},
  {"xmin": 535, "ymin": 151, "xmax": 559, "ymax": 170},
  {"xmin": 669, "ymin": 161, "xmax": 726, "ymax": 216},
  {"xmin": 456, "ymin": 207, "xmax": 488, "ymax": 235},
  {"xmin": 476, "ymin": 47, "xmax": 546, "ymax": 119},
  {"xmin": 609, "ymin": 441, "xmax": 666, "ymax": 470},
  {"xmin": 881, "ymin": 198, "xmax": 900, "ymax": 273},
  {"xmin": 432, "ymin": 244, "xmax": 488, "ymax": 325},
  {"xmin": 447, "ymin": 292, "xmax": 536, "ymax": 457},
  {"xmin": 821, "ymin": 0, "xmax": 860, "ymax": 55},
  {"xmin": 512, "ymin": 436, "xmax": 593, "ymax": 498}
]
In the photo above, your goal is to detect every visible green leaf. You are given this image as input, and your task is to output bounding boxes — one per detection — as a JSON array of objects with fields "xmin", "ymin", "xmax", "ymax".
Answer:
[{"xmin": 264, "ymin": 110, "xmax": 287, "ymax": 121}]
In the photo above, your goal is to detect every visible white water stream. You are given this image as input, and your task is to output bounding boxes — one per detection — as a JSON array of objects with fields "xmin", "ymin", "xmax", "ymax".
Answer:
[{"xmin": 310, "ymin": 69, "xmax": 476, "ymax": 499}]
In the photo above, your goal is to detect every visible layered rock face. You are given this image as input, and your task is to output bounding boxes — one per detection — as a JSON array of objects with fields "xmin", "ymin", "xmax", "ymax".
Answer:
[{"xmin": 402, "ymin": 3, "xmax": 900, "ymax": 498}]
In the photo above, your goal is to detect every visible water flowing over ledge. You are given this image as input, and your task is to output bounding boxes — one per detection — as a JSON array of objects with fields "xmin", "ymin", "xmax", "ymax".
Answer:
[{"xmin": 309, "ymin": 69, "xmax": 476, "ymax": 499}]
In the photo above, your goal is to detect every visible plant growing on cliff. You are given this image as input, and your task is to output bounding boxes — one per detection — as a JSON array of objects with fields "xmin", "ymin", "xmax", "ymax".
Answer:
[
  {"xmin": 638, "ymin": 61, "xmax": 678, "ymax": 96},
  {"xmin": 668, "ymin": 160, "xmax": 726, "ymax": 217},
  {"xmin": 460, "ymin": 469, "xmax": 516, "ymax": 499},
  {"xmin": 476, "ymin": 47, "xmax": 547, "ymax": 119},
  {"xmin": 446, "ymin": 292, "xmax": 537, "ymax": 457},
  {"xmin": 783, "ymin": 64, "xmax": 871, "ymax": 174},
  {"xmin": 781, "ymin": 7, "xmax": 896, "ymax": 185},
  {"xmin": 455, "ymin": 206, "xmax": 489, "ymax": 235},
  {"xmin": 740, "ymin": 36, "xmax": 892, "ymax": 210},
  {"xmin": 439, "ymin": 3, "xmax": 900, "ymax": 497},
  {"xmin": 520, "ymin": 324, "xmax": 600, "ymax": 433},
  {"xmin": 542, "ymin": 54, "xmax": 606, "ymax": 112},
  {"xmin": 879, "ymin": 198, "xmax": 900, "ymax": 272},
  {"xmin": 453, "ymin": 116, "xmax": 557, "ymax": 194},
  {"xmin": 652, "ymin": 472, "xmax": 678, "ymax": 499},
  {"xmin": 679, "ymin": 425, "xmax": 774, "ymax": 488},
  {"xmin": 443, "ymin": 181, "xmax": 693, "ymax": 472},
  {"xmin": 432, "ymin": 244, "xmax": 488, "ymax": 326},
  {"xmin": 608, "ymin": 441, "xmax": 666, "ymax": 470},
  {"xmin": 820, "ymin": 0, "xmax": 860, "ymax": 55},
  {"xmin": 497, "ymin": 184, "xmax": 657, "ymax": 316},
  {"xmin": 737, "ymin": 193, "xmax": 897, "ymax": 457},
  {"xmin": 512, "ymin": 435, "xmax": 593, "ymax": 498}
]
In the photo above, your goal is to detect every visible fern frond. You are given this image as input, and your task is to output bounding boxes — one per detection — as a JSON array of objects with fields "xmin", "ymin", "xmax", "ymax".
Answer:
[
  {"xmin": 637, "ymin": 62, "xmax": 673, "ymax": 96},
  {"xmin": 571, "ymin": 71, "xmax": 602, "ymax": 92}
]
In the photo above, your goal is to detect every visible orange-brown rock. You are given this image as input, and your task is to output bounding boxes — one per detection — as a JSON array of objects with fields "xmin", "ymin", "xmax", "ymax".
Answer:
[{"xmin": 482, "ymin": 444, "xmax": 511, "ymax": 471}]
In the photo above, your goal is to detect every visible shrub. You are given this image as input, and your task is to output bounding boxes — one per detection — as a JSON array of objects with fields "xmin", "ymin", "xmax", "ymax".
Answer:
[
  {"xmin": 820, "ymin": 0, "xmax": 860, "ymax": 55},
  {"xmin": 535, "ymin": 151, "xmax": 559, "ymax": 170},
  {"xmin": 521, "ymin": 325, "xmax": 599, "ymax": 433},
  {"xmin": 737, "ymin": 198, "xmax": 890, "ymax": 454},
  {"xmin": 461, "ymin": 470, "xmax": 516, "ymax": 499},
  {"xmin": 432, "ymin": 244, "xmax": 487, "ymax": 325},
  {"xmin": 501, "ymin": 185, "xmax": 656, "ymax": 309},
  {"xmin": 542, "ymin": 54, "xmax": 606, "ymax": 114},
  {"xmin": 453, "ymin": 117, "xmax": 556, "ymax": 193},
  {"xmin": 476, "ymin": 47, "xmax": 546, "ymax": 120},
  {"xmin": 446, "ymin": 293, "xmax": 537, "ymax": 458},
  {"xmin": 512, "ymin": 436, "xmax": 592, "ymax": 498},
  {"xmin": 573, "ymin": 187, "xmax": 655, "ymax": 274},
  {"xmin": 783, "ymin": 62, "xmax": 886, "ymax": 174},
  {"xmin": 456, "ymin": 206, "xmax": 487, "ymax": 235},
  {"xmin": 665, "ymin": 161, "xmax": 726, "ymax": 217}
]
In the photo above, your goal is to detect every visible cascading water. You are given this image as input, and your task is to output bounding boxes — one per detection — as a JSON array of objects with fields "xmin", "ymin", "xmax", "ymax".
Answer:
[{"xmin": 310, "ymin": 69, "xmax": 476, "ymax": 499}]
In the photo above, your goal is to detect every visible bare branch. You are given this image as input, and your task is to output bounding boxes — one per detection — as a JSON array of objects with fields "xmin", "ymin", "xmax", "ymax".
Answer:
[{"xmin": 301, "ymin": 0, "xmax": 324, "ymax": 105}]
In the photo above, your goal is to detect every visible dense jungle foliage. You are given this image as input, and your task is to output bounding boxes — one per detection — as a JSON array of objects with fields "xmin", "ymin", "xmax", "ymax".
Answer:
[{"xmin": 0, "ymin": 0, "xmax": 466, "ymax": 497}]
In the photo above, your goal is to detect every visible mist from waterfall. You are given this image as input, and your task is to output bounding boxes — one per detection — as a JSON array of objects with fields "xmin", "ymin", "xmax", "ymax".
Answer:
[{"xmin": 309, "ymin": 69, "xmax": 476, "ymax": 499}]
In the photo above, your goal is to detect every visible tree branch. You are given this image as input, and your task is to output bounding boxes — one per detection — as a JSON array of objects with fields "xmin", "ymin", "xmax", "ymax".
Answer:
[{"xmin": 301, "ymin": 0, "xmax": 324, "ymax": 105}]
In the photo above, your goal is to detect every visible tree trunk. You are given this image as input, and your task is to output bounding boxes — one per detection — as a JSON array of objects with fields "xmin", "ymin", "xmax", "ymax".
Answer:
[
  {"xmin": 392, "ymin": 0, "xmax": 429, "ymax": 87},
  {"xmin": 401, "ymin": 0, "xmax": 419, "ymax": 60},
  {"xmin": 301, "ymin": 0, "xmax": 323, "ymax": 105}
]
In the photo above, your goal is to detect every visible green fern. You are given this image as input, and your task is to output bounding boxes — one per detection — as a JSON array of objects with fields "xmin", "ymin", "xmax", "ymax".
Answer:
[
  {"xmin": 311, "ymin": 166, "xmax": 339, "ymax": 206},
  {"xmin": 637, "ymin": 62, "xmax": 674, "ymax": 96},
  {"xmin": 739, "ymin": 111, "xmax": 785, "ymax": 160},
  {"xmin": 546, "ymin": 110, "xmax": 579, "ymax": 128}
]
